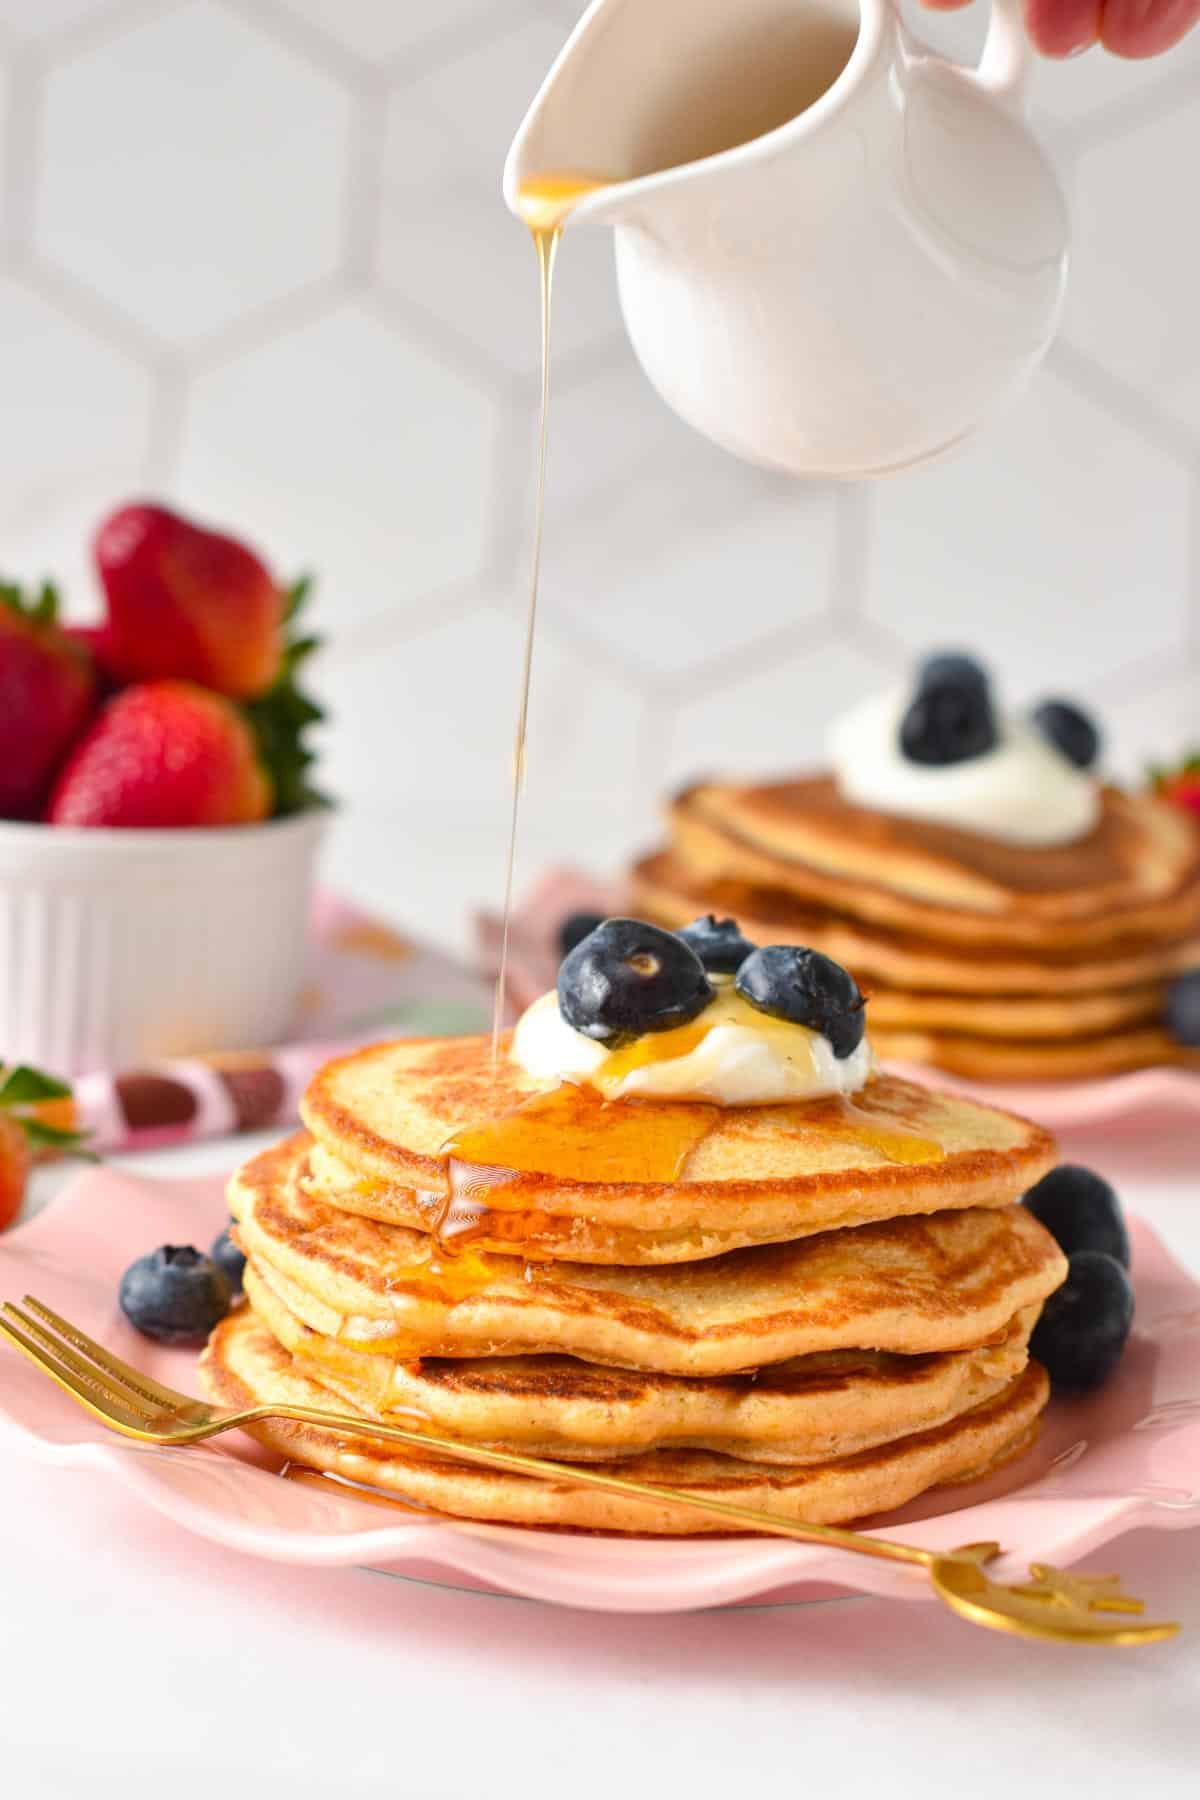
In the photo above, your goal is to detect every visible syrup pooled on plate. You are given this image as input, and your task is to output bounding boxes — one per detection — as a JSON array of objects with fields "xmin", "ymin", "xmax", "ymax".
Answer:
[{"xmin": 490, "ymin": 172, "xmax": 611, "ymax": 1070}]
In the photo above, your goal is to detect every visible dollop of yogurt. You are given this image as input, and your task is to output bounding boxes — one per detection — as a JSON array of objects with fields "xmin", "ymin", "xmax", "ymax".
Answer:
[
  {"xmin": 511, "ymin": 983, "xmax": 874, "ymax": 1105},
  {"xmin": 829, "ymin": 689, "xmax": 1100, "ymax": 847}
]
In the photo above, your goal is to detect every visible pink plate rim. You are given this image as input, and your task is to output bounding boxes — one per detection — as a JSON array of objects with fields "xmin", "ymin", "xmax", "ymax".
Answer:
[{"xmin": 1, "ymin": 1165, "xmax": 1198, "ymax": 1615}]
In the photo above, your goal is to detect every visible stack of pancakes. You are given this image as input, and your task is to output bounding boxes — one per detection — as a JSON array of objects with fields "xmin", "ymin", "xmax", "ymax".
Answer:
[
  {"xmin": 202, "ymin": 1034, "xmax": 1068, "ymax": 1532},
  {"xmin": 632, "ymin": 777, "xmax": 1200, "ymax": 1081}
]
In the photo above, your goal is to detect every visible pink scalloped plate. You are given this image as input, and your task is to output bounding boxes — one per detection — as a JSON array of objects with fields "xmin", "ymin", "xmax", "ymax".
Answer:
[{"xmin": 1, "ymin": 1167, "xmax": 1198, "ymax": 1614}]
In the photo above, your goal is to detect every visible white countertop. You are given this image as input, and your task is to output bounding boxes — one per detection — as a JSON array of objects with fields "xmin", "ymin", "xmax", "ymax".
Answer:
[{"xmin": 2, "ymin": 1124, "xmax": 1199, "ymax": 1799}]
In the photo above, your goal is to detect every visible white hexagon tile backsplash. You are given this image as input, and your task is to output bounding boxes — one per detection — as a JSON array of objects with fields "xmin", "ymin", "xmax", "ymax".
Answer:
[{"xmin": 0, "ymin": 0, "xmax": 1197, "ymax": 954}]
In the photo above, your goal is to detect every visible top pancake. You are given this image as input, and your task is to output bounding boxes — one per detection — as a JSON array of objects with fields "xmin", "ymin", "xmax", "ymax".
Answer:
[
  {"xmin": 299, "ymin": 1034, "xmax": 1057, "ymax": 1263},
  {"xmin": 672, "ymin": 776, "xmax": 1200, "ymax": 952}
]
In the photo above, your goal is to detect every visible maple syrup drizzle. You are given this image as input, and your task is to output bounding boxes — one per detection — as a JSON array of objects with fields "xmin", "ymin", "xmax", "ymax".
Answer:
[
  {"xmin": 491, "ymin": 173, "xmax": 611, "ymax": 1071},
  {"xmin": 437, "ymin": 1082, "xmax": 719, "ymax": 1255}
]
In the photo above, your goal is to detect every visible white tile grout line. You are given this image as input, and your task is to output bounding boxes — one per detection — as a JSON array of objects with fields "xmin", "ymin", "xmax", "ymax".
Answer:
[
  {"xmin": 16, "ymin": 251, "xmax": 175, "ymax": 370},
  {"xmin": 217, "ymin": 0, "xmax": 378, "ymax": 94},
  {"xmin": 829, "ymin": 483, "xmax": 873, "ymax": 624},
  {"xmin": 23, "ymin": 0, "xmax": 173, "ymax": 68},
  {"xmin": 180, "ymin": 270, "xmax": 358, "ymax": 375},
  {"xmin": 340, "ymin": 85, "xmax": 389, "ymax": 287},
  {"xmin": 364, "ymin": 282, "xmax": 515, "ymax": 402},
  {"xmin": 380, "ymin": 0, "xmax": 537, "ymax": 94},
  {"xmin": 1048, "ymin": 338, "xmax": 1200, "ymax": 472},
  {"xmin": 1055, "ymin": 58, "xmax": 1200, "ymax": 159},
  {"xmin": 0, "ymin": 44, "xmax": 42, "ymax": 263}
]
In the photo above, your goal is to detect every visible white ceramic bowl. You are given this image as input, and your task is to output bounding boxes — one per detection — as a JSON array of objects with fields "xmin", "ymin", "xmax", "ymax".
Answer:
[{"xmin": 0, "ymin": 810, "xmax": 328, "ymax": 1074}]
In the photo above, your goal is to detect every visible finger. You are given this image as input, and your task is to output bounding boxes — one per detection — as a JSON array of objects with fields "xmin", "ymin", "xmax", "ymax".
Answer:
[
  {"xmin": 1100, "ymin": 0, "xmax": 1200, "ymax": 55},
  {"xmin": 1025, "ymin": 0, "xmax": 1103, "ymax": 54}
]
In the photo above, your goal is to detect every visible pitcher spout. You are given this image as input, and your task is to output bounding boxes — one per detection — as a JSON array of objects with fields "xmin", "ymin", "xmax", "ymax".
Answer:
[{"xmin": 503, "ymin": 0, "xmax": 867, "ymax": 231}]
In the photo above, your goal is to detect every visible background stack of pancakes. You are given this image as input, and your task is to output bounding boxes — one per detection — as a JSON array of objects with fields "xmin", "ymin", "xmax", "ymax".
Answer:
[
  {"xmin": 202, "ymin": 1035, "xmax": 1068, "ymax": 1532},
  {"xmin": 632, "ymin": 777, "xmax": 1200, "ymax": 1082}
]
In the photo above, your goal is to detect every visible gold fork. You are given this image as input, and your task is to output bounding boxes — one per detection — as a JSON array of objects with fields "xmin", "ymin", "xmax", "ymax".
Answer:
[{"xmin": 0, "ymin": 1294, "xmax": 1178, "ymax": 1647}]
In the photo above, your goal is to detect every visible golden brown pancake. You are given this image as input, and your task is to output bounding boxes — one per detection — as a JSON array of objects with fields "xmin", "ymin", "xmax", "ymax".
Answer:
[
  {"xmin": 244, "ymin": 1259, "xmax": 1036, "ymax": 1465},
  {"xmin": 231, "ymin": 1136, "xmax": 1066, "ymax": 1375},
  {"xmin": 201, "ymin": 1309, "xmax": 1050, "ymax": 1533},
  {"xmin": 870, "ymin": 1022, "xmax": 1200, "ymax": 1082},
  {"xmin": 672, "ymin": 777, "xmax": 1200, "ymax": 952},
  {"xmin": 298, "ymin": 1035, "xmax": 1057, "ymax": 1262},
  {"xmin": 632, "ymin": 847, "xmax": 1200, "ymax": 998}
]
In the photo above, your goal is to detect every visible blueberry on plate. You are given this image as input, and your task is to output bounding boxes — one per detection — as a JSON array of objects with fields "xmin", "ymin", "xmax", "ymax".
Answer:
[
  {"xmin": 1030, "ymin": 1251, "xmax": 1134, "ymax": 1391},
  {"xmin": 119, "ymin": 1246, "xmax": 231, "ymax": 1346},
  {"xmin": 558, "ymin": 918, "xmax": 713, "ymax": 1044},
  {"xmin": 1032, "ymin": 698, "xmax": 1102, "ymax": 770},
  {"xmin": 210, "ymin": 1223, "xmax": 246, "ymax": 1295},
  {"xmin": 557, "ymin": 910, "xmax": 606, "ymax": 959},
  {"xmin": 676, "ymin": 914, "xmax": 757, "ymax": 975},
  {"xmin": 735, "ymin": 945, "xmax": 866, "ymax": 1059},
  {"xmin": 899, "ymin": 650, "xmax": 997, "ymax": 767},
  {"xmin": 1022, "ymin": 1165, "xmax": 1129, "ymax": 1268},
  {"xmin": 1164, "ymin": 968, "xmax": 1200, "ymax": 1048}
]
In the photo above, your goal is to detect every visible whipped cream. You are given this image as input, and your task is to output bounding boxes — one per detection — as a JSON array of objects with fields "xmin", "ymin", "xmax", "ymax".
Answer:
[
  {"xmin": 511, "ymin": 984, "xmax": 874, "ymax": 1105},
  {"xmin": 828, "ymin": 688, "xmax": 1100, "ymax": 847}
]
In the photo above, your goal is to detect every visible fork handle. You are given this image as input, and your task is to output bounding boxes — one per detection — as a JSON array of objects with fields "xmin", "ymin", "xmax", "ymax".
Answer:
[{"xmin": 250, "ymin": 1402, "xmax": 934, "ymax": 1569}]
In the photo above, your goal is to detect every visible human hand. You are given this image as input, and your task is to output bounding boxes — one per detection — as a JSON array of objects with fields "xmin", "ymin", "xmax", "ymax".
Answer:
[{"xmin": 922, "ymin": 0, "xmax": 1199, "ymax": 59}]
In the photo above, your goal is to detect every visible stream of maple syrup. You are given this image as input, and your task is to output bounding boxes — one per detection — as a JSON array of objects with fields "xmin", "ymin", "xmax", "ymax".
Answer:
[{"xmin": 490, "ymin": 172, "xmax": 611, "ymax": 1070}]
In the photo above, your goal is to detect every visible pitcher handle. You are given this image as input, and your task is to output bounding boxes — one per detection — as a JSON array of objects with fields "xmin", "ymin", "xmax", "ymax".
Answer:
[{"xmin": 974, "ymin": 0, "xmax": 1033, "ymax": 109}]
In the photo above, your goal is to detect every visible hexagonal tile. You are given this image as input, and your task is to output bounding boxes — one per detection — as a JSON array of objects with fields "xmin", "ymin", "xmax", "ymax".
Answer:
[
  {"xmin": 864, "ymin": 366, "xmax": 1193, "ymax": 690},
  {"xmin": 1103, "ymin": 660, "xmax": 1200, "ymax": 782},
  {"xmin": 377, "ymin": 99, "xmax": 619, "ymax": 380},
  {"xmin": 532, "ymin": 334, "xmax": 749, "ymax": 523},
  {"xmin": 271, "ymin": 0, "xmax": 500, "ymax": 65},
  {"xmin": 319, "ymin": 606, "xmax": 652, "ymax": 953},
  {"xmin": 36, "ymin": 3, "xmax": 351, "ymax": 345},
  {"xmin": 417, "ymin": 17, "xmax": 567, "ymax": 172},
  {"xmin": 1064, "ymin": 105, "xmax": 1200, "ymax": 437},
  {"xmin": 0, "ymin": 275, "xmax": 152, "ymax": 571},
  {"xmin": 665, "ymin": 635, "xmax": 892, "ymax": 788},
  {"xmin": 537, "ymin": 440, "xmax": 839, "ymax": 682},
  {"xmin": 176, "ymin": 299, "xmax": 496, "ymax": 635}
]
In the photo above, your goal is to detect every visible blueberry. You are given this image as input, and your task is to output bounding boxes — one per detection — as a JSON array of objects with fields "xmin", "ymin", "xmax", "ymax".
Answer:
[
  {"xmin": 676, "ymin": 915, "xmax": 758, "ymax": 975},
  {"xmin": 735, "ymin": 945, "xmax": 866, "ymax": 1059},
  {"xmin": 1165, "ymin": 968, "xmax": 1200, "ymax": 1048},
  {"xmin": 558, "ymin": 918, "xmax": 713, "ymax": 1044},
  {"xmin": 119, "ymin": 1245, "xmax": 231, "ymax": 1346},
  {"xmin": 1022, "ymin": 1165, "xmax": 1129, "ymax": 1268},
  {"xmin": 918, "ymin": 652, "xmax": 990, "ymax": 697},
  {"xmin": 899, "ymin": 651, "xmax": 997, "ymax": 767},
  {"xmin": 557, "ymin": 910, "xmax": 606, "ymax": 959},
  {"xmin": 210, "ymin": 1223, "xmax": 246, "ymax": 1295},
  {"xmin": 1030, "ymin": 1251, "xmax": 1134, "ymax": 1391},
  {"xmin": 1032, "ymin": 698, "xmax": 1101, "ymax": 770}
]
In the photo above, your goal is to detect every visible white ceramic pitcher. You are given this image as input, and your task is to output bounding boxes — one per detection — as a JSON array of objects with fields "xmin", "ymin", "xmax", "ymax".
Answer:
[{"xmin": 504, "ymin": 0, "xmax": 1068, "ymax": 478}]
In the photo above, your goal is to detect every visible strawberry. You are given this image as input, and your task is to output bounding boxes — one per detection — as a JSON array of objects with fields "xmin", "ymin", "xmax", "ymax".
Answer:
[
  {"xmin": 0, "ymin": 580, "xmax": 95, "ymax": 818},
  {"xmin": 1150, "ymin": 753, "xmax": 1200, "ymax": 821},
  {"xmin": 0, "ymin": 1065, "xmax": 85, "ymax": 1232},
  {"xmin": 47, "ymin": 680, "xmax": 273, "ymax": 828},
  {"xmin": 93, "ymin": 502, "xmax": 284, "ymax": 700}
]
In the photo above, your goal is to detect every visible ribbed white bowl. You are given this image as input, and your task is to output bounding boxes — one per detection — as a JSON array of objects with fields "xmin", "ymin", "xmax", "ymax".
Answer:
[{"xmin": 0, "ymin": 811, "xmax": 327, "ymax": 1074}]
